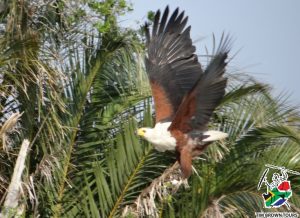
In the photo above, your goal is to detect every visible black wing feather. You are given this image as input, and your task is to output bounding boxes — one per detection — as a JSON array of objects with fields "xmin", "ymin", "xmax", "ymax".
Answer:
[
  {"xmin": 194, "ymin": 37, "xmax": 231, "ymax": 129},
  {"xmin": 145, "ymin": 6, "xmax": 203, "ymax": 122},
  {"xmin": 158, "ymin": 7, "xmax": 169, "ymax": 34},
  {"xmin": 169, "ymin": 38, "xmax": 230, "ymax": 132}
]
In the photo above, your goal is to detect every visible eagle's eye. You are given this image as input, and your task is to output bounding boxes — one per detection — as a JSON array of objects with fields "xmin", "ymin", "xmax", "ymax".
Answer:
[{"xmin": 142, "ymin": 129, "xmax": 146, "ymax": 133}]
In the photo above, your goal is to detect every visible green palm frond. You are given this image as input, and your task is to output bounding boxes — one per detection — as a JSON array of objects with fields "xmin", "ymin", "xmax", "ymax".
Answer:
[{"xmin": 61, "ymin": 103, "xmax": 175, "ymax": 217}]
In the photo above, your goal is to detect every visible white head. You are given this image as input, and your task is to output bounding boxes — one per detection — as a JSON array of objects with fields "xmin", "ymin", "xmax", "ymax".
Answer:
[
  {"xmin": 137, "ymin": 127, "xmax": 155, "ymax": 143},
  {"xmin": 136, "ymin": 122, "xmax": 178, "ymax": 152}
]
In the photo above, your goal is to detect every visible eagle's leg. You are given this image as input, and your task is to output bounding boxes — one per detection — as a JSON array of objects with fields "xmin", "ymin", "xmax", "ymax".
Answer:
[
  {"xmin": 176, "ymin": 140, "xmax": 212, "ymax": 178},
  {"xmin": 176, "ymin": 146, "xmax": 193, "ymax": 178}
]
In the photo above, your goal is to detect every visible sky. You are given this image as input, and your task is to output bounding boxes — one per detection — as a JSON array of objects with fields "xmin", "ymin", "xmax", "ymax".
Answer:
[{"xmin": 120, "ymin": 0, "xmax": 300, "ymax": 106}]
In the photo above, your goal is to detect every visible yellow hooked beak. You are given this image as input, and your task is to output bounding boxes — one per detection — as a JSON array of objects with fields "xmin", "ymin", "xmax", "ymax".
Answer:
[{"xmin": 137, "ymin": 128, "xmax": 146, "ymax": 137}]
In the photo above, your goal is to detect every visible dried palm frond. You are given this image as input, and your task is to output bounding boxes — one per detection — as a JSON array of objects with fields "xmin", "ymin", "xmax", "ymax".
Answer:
[
  {"xmin": 0, "ymin": 112, "xmax": 22, "ymax": 152},
  {"xmin": 123, "ymin": 162, "xmax": 188, "ymax": 218}
]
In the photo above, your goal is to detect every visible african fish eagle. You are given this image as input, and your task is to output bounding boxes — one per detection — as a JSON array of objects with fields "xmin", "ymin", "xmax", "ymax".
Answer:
[{"xmin": 137, "ymin": 6, "xmax": 230, "ymax": 178}]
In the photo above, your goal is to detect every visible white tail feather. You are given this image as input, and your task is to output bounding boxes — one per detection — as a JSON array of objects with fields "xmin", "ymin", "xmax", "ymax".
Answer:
[{"xmin": 202, "ymin": 130, "xmax": 228, "ymax": 142}]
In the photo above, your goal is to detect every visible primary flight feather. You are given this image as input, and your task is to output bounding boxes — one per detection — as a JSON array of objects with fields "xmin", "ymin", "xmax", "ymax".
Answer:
[{"xmin": 137, "ymin": 6, "xmax": 230, "ymax": 178}]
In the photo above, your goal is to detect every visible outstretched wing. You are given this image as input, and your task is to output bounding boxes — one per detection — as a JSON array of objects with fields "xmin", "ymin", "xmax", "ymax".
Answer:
[
  {"xmin": 145, "ymin": 6, "xmax": 203, "ymax": 123},
  {"xmin": 169, "ymin": 37, "xmax": 230, "ymax": 132}
]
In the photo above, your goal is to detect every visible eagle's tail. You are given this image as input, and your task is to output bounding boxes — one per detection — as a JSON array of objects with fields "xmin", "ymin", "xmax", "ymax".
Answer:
[{"xmin": 202, "ymin": 130, "xmax": 228, "ymax": 142}]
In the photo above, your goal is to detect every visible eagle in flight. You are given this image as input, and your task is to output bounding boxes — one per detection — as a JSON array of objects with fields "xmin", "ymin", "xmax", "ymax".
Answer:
[{"xmin": 137, "ymin": 6, "xmax": 230, "ymax": 178}]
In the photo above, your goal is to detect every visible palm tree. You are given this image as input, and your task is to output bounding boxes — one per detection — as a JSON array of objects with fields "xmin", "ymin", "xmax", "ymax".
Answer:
[
  {"xmin": 1, "ymin": 1, "xmax": 299, "ymax": 217},
  {"xmin": 118, "ymin": 74, "xmax": 300, "ymax": 217},
  {"xmin": 156, "ymin": 80, "xmax": 300, "ymax": 217},
  {"xmin": 0, "ymin": 0, "xmax": 151, "ymax": 217}
]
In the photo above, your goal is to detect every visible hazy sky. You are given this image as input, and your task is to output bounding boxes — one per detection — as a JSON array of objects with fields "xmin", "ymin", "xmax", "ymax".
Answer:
[{"xmin": 121, "ymin": 0, "xmax": 300, "ymax": 106}]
